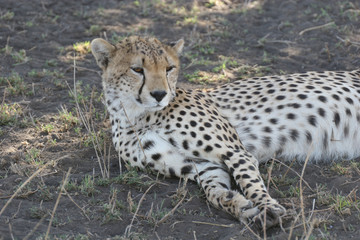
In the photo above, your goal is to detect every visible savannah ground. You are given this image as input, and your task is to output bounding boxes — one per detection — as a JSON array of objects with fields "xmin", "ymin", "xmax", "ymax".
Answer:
[{"xmin": 1, "ymin": 0, "xmax": 360, "ymax": 239}]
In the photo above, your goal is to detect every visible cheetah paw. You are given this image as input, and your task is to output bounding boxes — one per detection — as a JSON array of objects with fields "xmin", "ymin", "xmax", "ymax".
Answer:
[
  {"xmin": 252, "ymin": 203, "xmax": 286, "ymax": 230},
  {"xmin": 238, "ymin": 201, "xmax": 260, "ymax": 223}
]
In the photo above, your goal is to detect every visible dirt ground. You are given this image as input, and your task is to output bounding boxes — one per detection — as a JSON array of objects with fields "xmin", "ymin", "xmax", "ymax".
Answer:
[{"xmin": 1, "ymin": 0, "xmax": 360, "ymax": 239}]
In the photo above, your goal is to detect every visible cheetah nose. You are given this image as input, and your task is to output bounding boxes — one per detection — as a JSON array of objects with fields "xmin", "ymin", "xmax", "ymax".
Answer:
[{"xmin": 150, "ymin": 90, "xmax": 167, "ymax": 102}]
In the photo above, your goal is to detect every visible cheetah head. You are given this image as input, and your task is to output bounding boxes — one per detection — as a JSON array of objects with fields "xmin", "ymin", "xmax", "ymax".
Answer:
[{"xmin": 91, "ymin": 36, "xmax": 184, "ymax": 115}]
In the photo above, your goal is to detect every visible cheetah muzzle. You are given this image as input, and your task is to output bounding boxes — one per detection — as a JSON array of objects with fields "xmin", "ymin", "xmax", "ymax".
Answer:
[{"xmin": 91, "ymin": 36, "xmax": 360, "ymax": 230}]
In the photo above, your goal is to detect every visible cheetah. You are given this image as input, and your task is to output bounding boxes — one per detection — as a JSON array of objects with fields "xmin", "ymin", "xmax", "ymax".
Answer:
[{"xmin": 91, "ymin": 36, "xmax": 360, "ymax": 229}]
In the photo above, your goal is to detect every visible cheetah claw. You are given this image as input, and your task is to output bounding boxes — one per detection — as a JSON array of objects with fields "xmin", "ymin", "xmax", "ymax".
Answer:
[{"xmin": 236, "ymin": 200, "xmax": 260, "ymax": 223}]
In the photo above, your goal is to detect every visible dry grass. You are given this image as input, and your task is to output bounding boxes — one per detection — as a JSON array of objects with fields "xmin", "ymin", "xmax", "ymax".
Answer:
[
  {"xmin": 67, "ymin": 56, "xmax": 110, "ymax": 179},
  {"xmin": 0, "ymin": 157, "xmax": 66, "ymax": 217},
  {"xmin": 45, "ymin": 168, "xmax": 72, "ymax": 239},
  {"xmin": 124, "ymin": 183, "xmax": 157, "ymax": 237}
]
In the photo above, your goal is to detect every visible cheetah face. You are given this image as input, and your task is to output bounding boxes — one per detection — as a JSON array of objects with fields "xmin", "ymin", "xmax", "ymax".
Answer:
[{"xmin": 91, "ymin": 36, "xmax": 184, "ymax": 113}]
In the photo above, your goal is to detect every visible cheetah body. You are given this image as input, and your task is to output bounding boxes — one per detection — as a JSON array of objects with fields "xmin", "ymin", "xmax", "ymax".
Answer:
[
  {"xmin": 91, "ymin": 36, "xmax": 360, "ymax": 228},
  {"xmin": 209, "ymin": 70, "xmax": 360, "ymax": 162}
]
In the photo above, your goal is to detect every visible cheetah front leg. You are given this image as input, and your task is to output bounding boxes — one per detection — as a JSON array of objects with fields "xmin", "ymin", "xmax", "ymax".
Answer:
[
  {"xmin": 223, "ymin": 150, "xmax": 286, "ymax": 229},
  {"xmin": 137, "ymin": 134, "xmax": 260, "ymax": 223},
  {"xmin": 194, "ymin": 162, "xmax": 261, "ymax": 223}
]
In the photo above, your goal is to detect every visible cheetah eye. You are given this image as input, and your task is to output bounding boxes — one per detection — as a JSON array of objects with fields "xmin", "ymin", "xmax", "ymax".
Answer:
[
  {"xmin": 166, "ymin": 66, "xmax": 175, "ymax": 73},
  {"xmin": 131, "ymin": 67, "xmax": 144, "ymax": 75}
]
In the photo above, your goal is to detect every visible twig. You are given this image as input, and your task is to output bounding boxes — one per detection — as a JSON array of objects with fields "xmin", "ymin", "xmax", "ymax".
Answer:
[
  {"xmin": 257, "ymin": 33, "xmax": 271, "ymax": 46},
  {"xmin": 193, "ymin": 231, "xmax": 197, "ymax": 240},
  {"xmin": 66, "ymin": 65, "xmax": 102, "ymax": 75},
  {"xmin": 45, "ymin": 168, "xmax": 72, "ymax": 239},
  {"xmin": 64, "ymin": 189, "xmax": 91, "ymax": 221},
  {"xmin": 0, "ymin": 157, "xmax": 64, "ymax": 216},
  {"xmin": 272, "ymin": 159, "xmax": 314, "ymax": 192},
  {"xmin": 308, "ymin": 198, "xmax": 316, "ymax": 223},
  {"xmin": 343, "ymin": 9, "xmax": 360, "ymax": 15},
  {"xmin": 304, "ymin": 217, "xmax": 316, "ymax": 240},
  {"xmin": 264, "ymin": 158, "xmax": 276, "ymax": 238},
  {"xmin": 192, "ymin": 221, "xmax": 235, "ymax": 228},
  {"xmin": 8, "ymin": 222, "xmax": 14, "ymax": 240},
  {"xmin": 125, "ymin": 183, "xmax": 156, "ymax": 237},
  {"xmin": 336, "ymin": 35, "xmax": 360, "ymax": 47},
  {"xmin": 41, "ymin": 0, "xmax": 47, "ymax": 10},
  {"xmin": 23, "ymin": 214, "xmax": 48, "ymax": 240},
  {"xmin": 299, "ymin": 149, "xmax": 312, "ymax": 233},
  {"xmin": 10, "ymin": 201, "xmax": 22, "ymax": 219},
  {"xmin": 118, "ymin": 150, "xmax": 122, "ymax": 175},
  {"xmin": 347, "ymin": 188, "xmax": 358, "ymax": 199},
  {"xmin": 241, "ymin": 222, "xmax": 262, "ymax": 240},
  {"xmin": 106, "ymin": 139, "xmax": 111, "ymax": 178},
  {"xmin": 281, "ymin": 157, "xmax": 296, "ymax": 180},
  {"xmin": 303, "ymin": 198, "xmax": 316, "ymax": 239},
  {"xmin": 299, "ymin": 22, "xmax": 335, "ymax": 35},
  {"xmin": 155, "ymin": 232, "xmax": 161, "ymax": 240},
  {"xmin": 287, "ymin": 211, "xmax": 301, "ymax": 240},
  {"xmin": 4, "ymin": 36, "xmax": 11, "ymax": 55},
  {"xmin": 266, "ymin": 40, "xmax": 296, "ymax": 45},
  {"xmin": 0, "ymin": 188, "xmax": 38, "ymax": 199},
  {"xmin": 157, "ymin": 190, "xmax": 188, "ymax": 224},
  {"xmin": 170, "ymin": 221, "xmax": 184, "ymax": 229}
]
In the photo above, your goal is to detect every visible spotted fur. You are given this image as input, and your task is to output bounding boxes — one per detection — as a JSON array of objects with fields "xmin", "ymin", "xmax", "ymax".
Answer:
[
  {"xmin": 91, "ymin": 36, "xmax": 360, "ymax": 229},
  {"xmin": 207, "ymin": 70, "xmax": 360, "ymax": 162}
]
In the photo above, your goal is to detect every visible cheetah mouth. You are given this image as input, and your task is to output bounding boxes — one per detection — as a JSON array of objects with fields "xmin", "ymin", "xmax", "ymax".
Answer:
[
  {"xmin": 138, "ymin": 96, "xmax": 170, "ymax": 111},
  {"xmin": 148, "ymin": 103, "xmax": 167, "ymax": 111},
  {"xmin": 134, "ymin": 98, "xmax": 167, "ymax": 111},
  {"xmin": 136, "ymin": 95, "xmax": 168, "ymax": 108}
]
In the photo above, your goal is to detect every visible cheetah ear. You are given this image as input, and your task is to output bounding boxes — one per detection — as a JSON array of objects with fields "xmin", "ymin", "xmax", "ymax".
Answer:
[
  {"xmin": 91, "ymin": 38, "xmax": 116, "ymax": 70},
  {"xmin": 169, "ymin": 39, "xmax": 184, "ymax": 55}
]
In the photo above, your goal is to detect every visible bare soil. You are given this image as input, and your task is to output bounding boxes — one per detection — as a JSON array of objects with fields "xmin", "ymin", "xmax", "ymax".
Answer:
[{"xmin": 1, "ymin": 0, "xmax": 360, "ymax": 239}]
